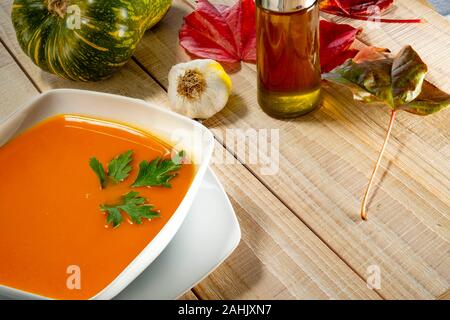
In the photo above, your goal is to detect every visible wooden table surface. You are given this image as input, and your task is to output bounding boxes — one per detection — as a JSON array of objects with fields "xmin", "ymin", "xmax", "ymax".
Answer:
[{"xmin": 0, "ymin": 0, "xmax": 449, "ymax": 300}]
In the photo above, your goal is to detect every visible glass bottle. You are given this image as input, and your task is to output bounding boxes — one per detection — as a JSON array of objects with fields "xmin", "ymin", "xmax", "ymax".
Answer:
[{"xmin": 256, "ymin": 0, "xmax": 322, "ymax": 118}]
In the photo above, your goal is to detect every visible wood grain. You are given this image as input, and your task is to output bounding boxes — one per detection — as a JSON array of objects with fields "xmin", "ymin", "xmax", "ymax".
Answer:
[
  {"xmin": 438, "ymin": 290, "xmax": 450, "ymax": 300},
  {"xmin": 0, "ymin": 42, "xmax": 36, "ymax": 120},
  {"xmin": 204, "ymin": 146, "xmax": 379, "ymax": 299},
  {"xmin": 0, "ymin": 0, "xmax": 379, "ymax": 299},
  {"xmin": 129, "ymin": 0, "xmax": 450, "ymax": 299},
  {"xmin": 178, "ymin": 291, "xmax": 199, "ymax": 300}
]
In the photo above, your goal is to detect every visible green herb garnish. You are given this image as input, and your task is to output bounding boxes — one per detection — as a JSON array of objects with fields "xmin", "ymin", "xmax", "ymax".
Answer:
[
  {"xmin": 100, "ymin": 191, "xmax": 159, "ymax": 228},
  {"xmin": 91, "ymin": 150, "xmax": 186, "ymax": 228},
  {"xmin": 131, "ymin": 151, "xmax": 185, "ymax": 188},
  {"xmin": 89, "ymin": 157, "xmax": 107, "ymax": 188},
  {"xmin": 107, "ymin": 150, "xmax": 133, "ymax": 183},
  {"xmin": 89, "ymin": 150, "xmax": 133, "ymax": 188}
]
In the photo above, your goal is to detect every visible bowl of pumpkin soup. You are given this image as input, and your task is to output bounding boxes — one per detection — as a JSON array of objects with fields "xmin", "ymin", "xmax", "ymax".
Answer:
[{"xmin": 0, "ymin": 89, "xmax": 214, "ymax": 300}]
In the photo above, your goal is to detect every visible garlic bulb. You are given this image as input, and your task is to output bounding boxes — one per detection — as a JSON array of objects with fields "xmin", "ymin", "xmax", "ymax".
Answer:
[{"xmin": 168, "ymin": 59, "xmax": 232, "ymax": 119}]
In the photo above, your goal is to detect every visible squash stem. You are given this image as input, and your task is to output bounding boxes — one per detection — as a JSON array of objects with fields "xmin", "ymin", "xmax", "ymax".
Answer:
[
  {"xmin": 360, "ymin": 110, "xmax": 397, "ymax": 221},
  {"xmin": 47, "ymin": 0, "xmax": 68, "ymax": 18}
]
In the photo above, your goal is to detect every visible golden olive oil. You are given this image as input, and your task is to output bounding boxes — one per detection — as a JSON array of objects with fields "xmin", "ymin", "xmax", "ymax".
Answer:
[{"xmin": 256, "ymin": 0, "xmax": 321, "ymax": 118}]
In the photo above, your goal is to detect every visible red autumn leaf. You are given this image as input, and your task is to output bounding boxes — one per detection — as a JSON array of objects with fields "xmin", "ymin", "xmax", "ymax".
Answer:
[
  {"xmin": 320, "ymin": 20, "xmax": 361, "ymax": 73},
  {"xmin": 320, "ymin": 0, "xmax": 394, "ymax": 16},
  {"xmin": 179, "ymin": 0, "xmax": 256, "ymax": 64},
  {"xmin": 179, "ymin": 0, "xmax": 362, "ymax": 72},
  {"xmin": 319, "ymin": 0, "xmax": 423, "ymax": 23}
]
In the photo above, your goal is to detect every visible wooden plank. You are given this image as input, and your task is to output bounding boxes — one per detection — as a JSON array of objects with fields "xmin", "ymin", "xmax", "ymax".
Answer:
[
  {"xmin": 0, "ymin": 42, "xmax": 37, "ymax": 119},
  {"xmin": 0, "ymin": 0, "xmax": 378, "ymax": 299},
  {"xmin": 178, "ymin": 291, "xmax": 198, "ymax": 300},
  {"xmin": 199, "ymin": 149, "xmax": 379, "ymax": 299},
  {"xmin": 418, "ymin": 0, "xmax": 434, "ymax": 9},
  {"xmin": 129, "ymin": 0, "xmax": 449, "ymax": 299},
  {"xmin": 438, "ymin": 290, "xmax": 450, "ymax": 300}
]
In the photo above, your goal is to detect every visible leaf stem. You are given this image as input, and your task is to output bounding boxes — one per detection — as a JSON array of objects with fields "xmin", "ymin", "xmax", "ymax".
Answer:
[
  {"xmin": 360, "ymin": 110, "xmax": 397, "ymax": 221},
  {"xmin": 324, "ymin": 11, "xmax": 425, "ymax": 23}
]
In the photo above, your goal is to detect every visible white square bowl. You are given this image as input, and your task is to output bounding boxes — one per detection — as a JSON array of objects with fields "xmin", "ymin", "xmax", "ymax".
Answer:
[{"xmin": 0, "ymin": 89, "xmax": 214, "ymax": 300}]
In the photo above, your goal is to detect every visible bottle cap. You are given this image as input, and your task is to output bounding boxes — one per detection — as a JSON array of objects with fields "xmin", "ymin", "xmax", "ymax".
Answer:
[{"xmin": 256, "ymin": 0, "xmax": 317, "ymax": 12}]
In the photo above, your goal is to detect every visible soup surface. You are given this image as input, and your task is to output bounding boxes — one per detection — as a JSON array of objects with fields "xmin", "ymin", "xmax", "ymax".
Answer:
[{"xmin": 0, "ymin": 115, "xmax": 195, "ymax": 299}]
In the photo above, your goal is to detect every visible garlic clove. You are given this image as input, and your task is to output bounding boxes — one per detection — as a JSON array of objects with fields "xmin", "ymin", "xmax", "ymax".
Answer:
[{"xmin": 167, "ymin": 59, "xmax": 232, "ymax": 119}]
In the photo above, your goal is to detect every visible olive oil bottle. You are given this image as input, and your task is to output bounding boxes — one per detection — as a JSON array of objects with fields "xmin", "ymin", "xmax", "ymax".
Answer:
[{"xmin": 256, "ymin": 0, "xmax": 321, "ymax": 118}]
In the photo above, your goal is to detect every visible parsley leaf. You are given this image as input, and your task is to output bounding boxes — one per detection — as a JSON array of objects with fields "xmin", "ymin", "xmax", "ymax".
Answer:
[
  {"xmin": 131, "ymin": 151, "xmax": 185, "ymax": 188},
  {"xmin": 100, "ymin": 191, "xmax": 159, "ymax": 228},
  {"xmin": 89, "ymin": 150, "xmax": 133, "ymax": 188},
  {"xmin": 89, "ymin": 157, "xmax": 107, "ymax": 189},
  {"xmin": 107, "ymin": 150, "xmax": 133, "ymax": 184},
  {"xmin": 103, "ymin": 207, "xmax": 122, "ymax": 228}
]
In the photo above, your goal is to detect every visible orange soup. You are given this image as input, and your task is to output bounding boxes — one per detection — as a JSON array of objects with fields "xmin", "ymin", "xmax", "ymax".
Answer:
[{"xmin": 0, "ymin": 115, "xmax": 195, "ymax": 299}]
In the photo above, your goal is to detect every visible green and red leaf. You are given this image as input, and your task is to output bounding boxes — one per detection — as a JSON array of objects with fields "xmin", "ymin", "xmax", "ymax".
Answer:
[
  {"xmin": 400, "ymin": 81, "xmax": 450, "ymax": 115},
  {"xmin": 391, "ymin": 46, "xmax": 428, "ymax": 106},
  {"xmin": 322, "ymin": 46, "xmax": 443, "ymax": 114},
  {"xmin": 323, "ymin": 45, "xmax": 449, "ymax": 220}
]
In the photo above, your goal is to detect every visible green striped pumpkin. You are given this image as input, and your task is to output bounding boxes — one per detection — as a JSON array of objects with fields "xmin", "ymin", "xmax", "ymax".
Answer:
[{"xmin": 12, "ymin": 0, "xmax": 171, "ymax": 81}]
